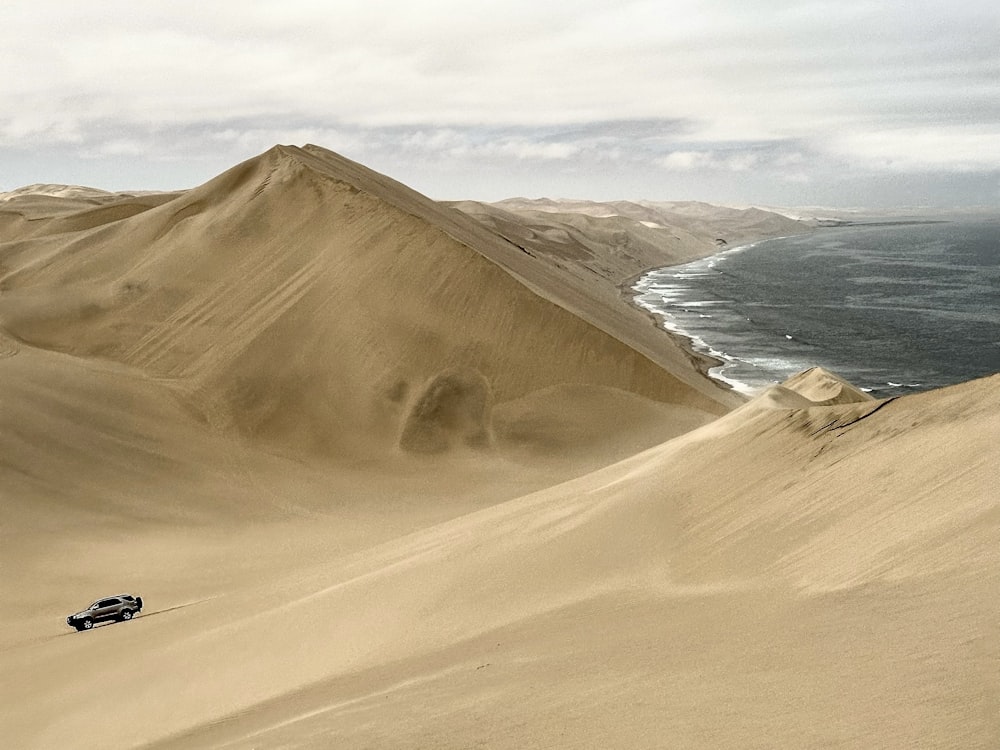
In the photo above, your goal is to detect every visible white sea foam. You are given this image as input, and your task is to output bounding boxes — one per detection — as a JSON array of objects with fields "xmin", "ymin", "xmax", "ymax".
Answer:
[{"xmin": 678, "ymin": 300, "xmax": 724, "ymax": 308}]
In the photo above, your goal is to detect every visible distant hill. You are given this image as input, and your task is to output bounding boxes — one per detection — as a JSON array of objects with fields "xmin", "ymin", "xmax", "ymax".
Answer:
[{"xmin": 450, "ymin": 197, "xmax": 813, "ymax": 287}]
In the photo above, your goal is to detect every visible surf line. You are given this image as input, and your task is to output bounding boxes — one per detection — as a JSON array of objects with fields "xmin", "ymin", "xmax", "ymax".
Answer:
[{"xmin": 632, "ymin": 241, "xmax": 761, "ymax": 395}]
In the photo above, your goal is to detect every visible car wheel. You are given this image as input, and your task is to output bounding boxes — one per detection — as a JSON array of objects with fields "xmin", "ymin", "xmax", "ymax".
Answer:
[
  {"xmin": 81, "ymin": 618, "xmax": 93, "ymax": 630},
  {"xmin": 121, "ymin": 610, "xmax": 133, "ymax": 621}
]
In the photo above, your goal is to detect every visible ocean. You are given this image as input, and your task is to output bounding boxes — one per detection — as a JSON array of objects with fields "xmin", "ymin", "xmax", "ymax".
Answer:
[{"xmin": 633, "ymin": 219, "xmax": 1000, "ymax": 397}]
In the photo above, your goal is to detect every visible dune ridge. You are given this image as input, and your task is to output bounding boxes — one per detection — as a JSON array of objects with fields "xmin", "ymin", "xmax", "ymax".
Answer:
[{"xmin": 1, "ymin": 147, "xmax": 997, "ymax": 749}]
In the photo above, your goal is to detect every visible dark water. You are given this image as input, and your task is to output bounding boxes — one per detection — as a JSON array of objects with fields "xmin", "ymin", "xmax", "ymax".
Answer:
[{"xmin": 634, "ymin": 220, "xmax": 1000, "ymax": 396}]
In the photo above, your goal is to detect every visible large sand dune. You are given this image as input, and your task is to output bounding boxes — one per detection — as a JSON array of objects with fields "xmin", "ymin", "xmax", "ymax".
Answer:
[{"xmin": 1, "ymin": 147, "xmax": 997, "ymax": 749}]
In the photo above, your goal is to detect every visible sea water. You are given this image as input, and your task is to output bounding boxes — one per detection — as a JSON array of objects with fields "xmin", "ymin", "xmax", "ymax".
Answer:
[{"xmin": 634, "ymin": 220, "xmax": 1000, "ymax": 397}]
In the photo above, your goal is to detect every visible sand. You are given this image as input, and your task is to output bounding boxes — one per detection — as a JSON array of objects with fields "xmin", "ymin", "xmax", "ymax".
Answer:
[{"xmin": 1, "ymin": 146, "xmax": 997, "ymax": 749}]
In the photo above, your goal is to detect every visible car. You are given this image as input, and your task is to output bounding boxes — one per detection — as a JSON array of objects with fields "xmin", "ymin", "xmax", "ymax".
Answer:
[{"xmin": 66, "ymin": 594, "xmax": 143, "ymax": 631}]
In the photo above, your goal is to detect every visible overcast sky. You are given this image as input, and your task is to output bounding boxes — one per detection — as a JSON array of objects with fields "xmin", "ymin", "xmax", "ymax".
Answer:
[{"xmin": 3, "ymin": 1, "xmax": 999, "ymax": 208}]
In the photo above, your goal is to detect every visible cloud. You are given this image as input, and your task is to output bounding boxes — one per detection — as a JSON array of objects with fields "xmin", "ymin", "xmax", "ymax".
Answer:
[
  {"xmin": 655, "ymin": 149, "xmax": 761, "ymax": 172},
  {"xmin": 656, "ymin": 151, "xmax": 713, "ymax": 171},
  {"xmin": 828, "ymin": 127, "xmax": 1000, "ymax": 172},
  {"xmin": 80, "ymin": 139, "xmax": 148, "ymax": 158},
  {"xmin": 2, "ymin": 1, "xmax": 998, "ymax": 204},
  {"xmin": 483, "ymin": 140, "xmax": 581, "ymax": 160},
  {"xmin": 6, "ymin": 1, "xmax": 996, "ymax": 135}
]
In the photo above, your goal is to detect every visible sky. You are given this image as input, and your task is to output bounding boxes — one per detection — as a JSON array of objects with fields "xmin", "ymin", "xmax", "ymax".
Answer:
[{"xmin": 2, "ymin": 0, "xmax": 999, "ymax": 208}]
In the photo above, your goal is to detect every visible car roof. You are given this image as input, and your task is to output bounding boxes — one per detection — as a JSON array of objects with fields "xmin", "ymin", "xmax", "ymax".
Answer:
[{"xmin": 90, "ymin": 595, "xmax": 129, "ymax": 603}]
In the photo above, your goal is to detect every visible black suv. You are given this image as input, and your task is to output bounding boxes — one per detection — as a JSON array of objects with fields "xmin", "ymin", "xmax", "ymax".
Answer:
[{"xmin": 66, "ymin": 594, "xmax": 143, "ymax": 631}]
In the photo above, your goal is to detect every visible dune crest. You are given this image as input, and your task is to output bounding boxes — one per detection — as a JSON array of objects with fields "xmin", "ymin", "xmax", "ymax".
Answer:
[{"xmin": 781, "ymin": 365, "xmax": 875, "ymax": 404}]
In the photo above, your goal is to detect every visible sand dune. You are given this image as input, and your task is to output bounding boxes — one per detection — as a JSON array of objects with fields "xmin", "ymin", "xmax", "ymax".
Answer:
[
  {"xmin": 1, "ymin": 147, "xmax": 997, "ymax": 749},
  {"xmin": 485, "ymin": 197, "xmax": 812, "ymax": 250},
  {"xmin": 448, "ymin": 199, "xmax": 713, "ymax": 285},
  {"xmin": 0, "ymin": 145, "xmax": 734, "ymax": 459},
  {"xmin": 450, "ymin": 197, "xmax": 812, "ymax": 297}
]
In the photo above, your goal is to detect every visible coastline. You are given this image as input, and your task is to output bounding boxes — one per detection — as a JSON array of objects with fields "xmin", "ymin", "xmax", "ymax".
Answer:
[
  {"xmin": 446, "ymin": 196, "xmax": 819, "ymax": 405},
  {"xmin": 617, "ymin": 271, "xmax": 730, "ymax": 386},
  {"xmin": 619, "ymin": 237, "xmax": 786, "ymax": 397},
  {"xmin": 626, "ymin": 220, "xmax": 1000, "ymax": 399}
]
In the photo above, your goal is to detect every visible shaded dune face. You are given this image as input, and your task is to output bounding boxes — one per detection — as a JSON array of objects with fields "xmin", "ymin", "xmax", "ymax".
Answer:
[
  {"xmin": 0, "ymin": 145, "xmax": 727, "ymax": 458},
  {"xmin": 399, "ymin": 368, "xmax": 493, "ymax": 453}
]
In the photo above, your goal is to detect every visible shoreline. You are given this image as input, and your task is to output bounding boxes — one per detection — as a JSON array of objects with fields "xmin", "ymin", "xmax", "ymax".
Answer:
[
  {"xmin": 619, "ymin": 237, "xmax": 785, "ymax": 398},
  {"xmin": 625, "ymin": 220, "xmax": 1000, "ymax": 400},
  {"xmin": 618, "ymin": 274, "xmax": 732, "ymax": 390},
  {"xmin": 617, "ymin": 274, "xmax": 731, "ymax": 388}
]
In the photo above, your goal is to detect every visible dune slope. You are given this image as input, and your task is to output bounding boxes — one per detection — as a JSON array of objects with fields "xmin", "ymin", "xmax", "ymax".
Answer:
[{"xmin": 3, "ymin": 371, "xmax": 997, "ymax": 748}]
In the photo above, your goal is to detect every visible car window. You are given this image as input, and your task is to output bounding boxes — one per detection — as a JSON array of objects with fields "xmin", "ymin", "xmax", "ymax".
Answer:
[{"xmin": 99, "ymin": 599, "xmax": 120, "ymax": 608}]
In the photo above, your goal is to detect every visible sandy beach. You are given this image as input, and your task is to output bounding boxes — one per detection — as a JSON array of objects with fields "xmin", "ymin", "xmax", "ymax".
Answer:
[{"xmin": 1, "ymin": 145, "xmax": 997, "ymax": 749}]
